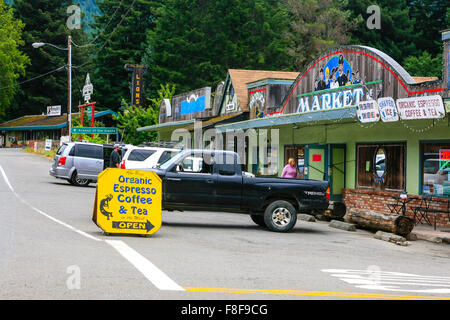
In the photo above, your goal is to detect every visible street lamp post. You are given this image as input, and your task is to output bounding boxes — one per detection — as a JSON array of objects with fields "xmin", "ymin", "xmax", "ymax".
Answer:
[{"xmin": 32, "ymin": 36, "xmax": 72, "ymax": 142}]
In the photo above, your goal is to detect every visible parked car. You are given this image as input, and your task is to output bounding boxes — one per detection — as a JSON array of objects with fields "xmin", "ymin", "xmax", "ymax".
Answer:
[
  {"xmin": 120, "ymin": 146, "xmax": 180, "ymax": 170},
  {"xmin": 147, "ymin": 149, "xmax": 330, "ymax": 232},
  {"xmin": 49, "ymin": 142, "xmax": 130, "ymax": 186}
]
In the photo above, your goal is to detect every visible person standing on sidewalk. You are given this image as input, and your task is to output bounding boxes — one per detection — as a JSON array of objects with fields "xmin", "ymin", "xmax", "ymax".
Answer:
[
  {"xmin": 281, "ymin": 158, "xmax": 298, "ymax": 178},
  {"xmin": 110, "ymin": 144, "xmax": 122, "ymax": 168}
]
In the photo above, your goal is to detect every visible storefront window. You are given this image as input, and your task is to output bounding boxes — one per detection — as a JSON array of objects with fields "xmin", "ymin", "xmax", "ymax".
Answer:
[
  {"xmin": 421, "ymin": 142, "xmax": 450, "ymax": 197},
  {"xmin": 357, "ymin": 143, "xmax": 405, "ymax": 191}
]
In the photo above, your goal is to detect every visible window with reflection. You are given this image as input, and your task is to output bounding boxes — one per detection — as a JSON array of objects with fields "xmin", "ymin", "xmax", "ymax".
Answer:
[
  {"xmin": 421, "ymin": 142, "xmax": 450, "ymax": 197},
  {"xmin": 356, "ymin": 143, "xmax": 405, "ymax": 191}
]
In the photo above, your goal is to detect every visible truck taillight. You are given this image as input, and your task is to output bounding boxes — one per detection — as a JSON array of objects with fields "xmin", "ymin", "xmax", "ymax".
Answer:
[
  {"xmin": 120, "ymin": 160, "xmax": 126, "ymax": 169},
  {"xmin": 326, "ymin": 187, "xmax": 330, "ymax": 201},
  {"xmin": 58, "ymin": 157, "xmax": 66, "ymax": 166}
]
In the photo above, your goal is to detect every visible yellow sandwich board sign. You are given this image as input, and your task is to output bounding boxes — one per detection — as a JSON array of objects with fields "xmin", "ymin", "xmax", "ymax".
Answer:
[{"xmin": 93, "ymin": 168, "xmax": 162, "ymax": 236}]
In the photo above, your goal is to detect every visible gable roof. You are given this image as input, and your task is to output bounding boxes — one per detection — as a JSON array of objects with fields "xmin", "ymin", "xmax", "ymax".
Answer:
[{"xmin": 228, "ymin": 69, "xmax": 299, "ymax": 112}]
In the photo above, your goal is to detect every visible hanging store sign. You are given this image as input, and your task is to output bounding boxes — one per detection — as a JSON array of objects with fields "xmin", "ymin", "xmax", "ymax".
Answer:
[
  {"xmin": 377, "ymin": 97, "xmax": 399, "ymax": 122},
  {"xmin": 356, "ymin": 100, "xmax": 380, "ymax": 123},
  {"xmin": 396, "ymin": 95, "xmax": 445, "ymax": 120}
]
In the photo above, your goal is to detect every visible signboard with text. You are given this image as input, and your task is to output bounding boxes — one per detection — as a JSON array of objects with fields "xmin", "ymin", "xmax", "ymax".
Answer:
[
  {"xmin": 93, "ymin": 169, "xmax": 162, "ymax": 236},
  {"xmin": 47, "ymin": 105, "xmax": 61, "ymax": 116},
  {"xmin": 377, "ymin": 97, "xmax": 399, "ymax": 122},
  {"xmin": 72, "ymin": 127, "xmax": 117, "ymax": 135},
  {"xmin": 356, "ymin": 100, "xmax": 380, "ymax": 123},
  {"xmin": 396, "ymin": 95, "xmax": 445, "ymax": 120}
]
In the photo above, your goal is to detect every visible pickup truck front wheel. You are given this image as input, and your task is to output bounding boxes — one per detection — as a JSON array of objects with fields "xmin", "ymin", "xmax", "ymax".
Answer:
[{"xmin": 264, "ymin": 200, "xmax": 297, "ymax": 232}]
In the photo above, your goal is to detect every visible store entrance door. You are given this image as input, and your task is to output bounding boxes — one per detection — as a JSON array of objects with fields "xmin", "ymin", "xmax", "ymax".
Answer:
[
  {"xmin": 328, "ymin": 144, "xmax": 346, "ymax": 202},
  {"xmin": 284, "ymin": 145, "xmax": 306, "ymax": 179},
  {"xmin": 306, "ymin": 145, "xmax": 327, "ymax": 181}
]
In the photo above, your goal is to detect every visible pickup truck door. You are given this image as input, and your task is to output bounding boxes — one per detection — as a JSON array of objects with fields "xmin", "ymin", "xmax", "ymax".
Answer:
[
  {"xmin": 164, "ymin": 171, "xmax": 217, "ymax": 209},
  {"xmin": 214, "ymin": 153, "xmax": 242, "ymax": 209}
]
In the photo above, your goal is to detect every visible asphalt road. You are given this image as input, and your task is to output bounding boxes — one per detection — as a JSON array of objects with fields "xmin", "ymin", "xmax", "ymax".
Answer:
[{"xmin": 1, "ymin": 148, "xmax": 450, "ymax": 300}]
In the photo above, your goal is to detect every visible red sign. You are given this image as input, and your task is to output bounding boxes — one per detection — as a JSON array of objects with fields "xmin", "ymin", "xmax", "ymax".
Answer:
[
  {"xmin": 312, "ymin": 154, "xmax": 322, "ymax": 162},
  {"xmin": 440, "ymin": 150, "xmax": 450, "ymax": 161}
]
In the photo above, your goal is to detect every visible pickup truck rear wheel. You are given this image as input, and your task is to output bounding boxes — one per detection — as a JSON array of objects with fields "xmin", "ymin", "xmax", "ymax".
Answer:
[
  {"xmin": 264, "ymin": 200, "xmax": 297, "ymax": 232},
  {"xmin": 250, "ymin": 214, "xmax": 266, "ymax": 228}
]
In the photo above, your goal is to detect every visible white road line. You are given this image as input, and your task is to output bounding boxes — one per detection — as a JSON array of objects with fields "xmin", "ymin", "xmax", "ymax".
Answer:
[
  {"xmin": 0, "ymin": 163, "xmax": 184, "ymax": 292},
  {"xmin": 322, "ymin": 269, "xmax": 450, "ymax": 294},
  {"xmin": 0, "ymin": 164, "xmax": 102, "ymax": 242},
  {"xmin": 106, "ymin": 240, "xmax": 185, "ymax": 291}
]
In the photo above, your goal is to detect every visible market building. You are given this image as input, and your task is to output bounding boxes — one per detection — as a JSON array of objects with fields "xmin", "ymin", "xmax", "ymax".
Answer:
[{"xmin": 215, "ymin": 32, "xmax": 450, "ymax": 227}]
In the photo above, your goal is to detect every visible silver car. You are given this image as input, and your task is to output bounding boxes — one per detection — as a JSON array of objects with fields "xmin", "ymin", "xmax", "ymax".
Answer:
[{"xmin": 49, "ymin": 142, "xmax": 128, "ymax": 186}]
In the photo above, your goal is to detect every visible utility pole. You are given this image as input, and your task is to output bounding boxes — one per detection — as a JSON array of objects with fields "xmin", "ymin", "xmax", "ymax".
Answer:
[
  {"xmin": 32, "ymin": 36, "xmax": 73, "ymax": 142},
  {"xmin": 67, "ymin": 35, "xmax": 72, "ymax": 142}
]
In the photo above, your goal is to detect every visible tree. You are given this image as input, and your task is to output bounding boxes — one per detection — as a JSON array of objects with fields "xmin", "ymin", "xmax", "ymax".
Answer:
[
  {"xmin": 407, "ymin": 0, "xmax": 448, "ymax": 57},
  {"xmin": 0, "ymin": 0, "xmax": 29, "ymax": 117},
  {"xmin": 145, "ymin": 0, "xmax": 292, "ymax": 95},
  {"xmin": 90, "ymin": 0, "xmax": 159, "ymax": 111},
  {"xmin": 8, "ymin": 0, "xmax": 92, "ymax": 120},
  {"xmin": 402, "ymin": 51, "xmax": 443, "ymax": 78},
  {"xmin": 345, "ymin": 0, "xmax": 420, "ymax": 63},
  {"xmin": 283, "ymin": 0, "xmax": 358, "ymax": 70},
  {"xmin": 114, "ymin": 83, "xmax": 176, "ymax": 145}
]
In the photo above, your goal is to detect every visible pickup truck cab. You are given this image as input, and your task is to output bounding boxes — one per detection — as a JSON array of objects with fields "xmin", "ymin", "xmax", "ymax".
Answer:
[{"xmin": 151, "ymin": 149, "xmax": 330, "ymax": 232}]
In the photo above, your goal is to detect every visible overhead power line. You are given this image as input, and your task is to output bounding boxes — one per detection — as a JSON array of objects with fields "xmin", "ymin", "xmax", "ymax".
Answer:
[{"xmin": 0, "ymin": 66, "xmax": 66, "ymax": 91}]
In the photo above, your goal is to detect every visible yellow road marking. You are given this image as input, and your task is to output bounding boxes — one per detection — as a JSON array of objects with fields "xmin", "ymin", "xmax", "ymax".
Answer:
[{"xmin": 183, "ymin": 287, "xmax": 450, "ymax": 300}]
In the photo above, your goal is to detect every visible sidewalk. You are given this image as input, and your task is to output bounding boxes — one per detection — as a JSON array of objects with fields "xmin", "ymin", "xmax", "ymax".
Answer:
[{"xmin": 410, "ymin": 224, "xmax": 450, "ymax": 244}]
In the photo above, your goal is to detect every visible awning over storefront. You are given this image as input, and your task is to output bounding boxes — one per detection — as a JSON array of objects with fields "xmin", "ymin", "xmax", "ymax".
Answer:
[
  {"xmin": 215, "ymin": 107, "xmax": 357, "ymax": 132},
  {"xmin": 137, "ymin": 119, "xmax": 195, "ymax": 132}
]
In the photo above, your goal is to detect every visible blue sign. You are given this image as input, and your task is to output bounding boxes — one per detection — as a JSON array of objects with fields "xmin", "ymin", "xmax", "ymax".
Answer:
[{"xmin": 180, "ymin": 96, "xmax": 206, "ymax": 115}]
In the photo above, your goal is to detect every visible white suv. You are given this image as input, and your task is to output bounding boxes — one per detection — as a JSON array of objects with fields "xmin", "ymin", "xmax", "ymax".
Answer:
[{"xmin": 120, "ymin": 146, "xmax": 180, "ymax": 169}]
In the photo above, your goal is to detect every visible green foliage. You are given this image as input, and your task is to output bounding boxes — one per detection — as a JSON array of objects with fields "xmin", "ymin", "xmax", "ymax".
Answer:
[
  {"xmin": 114, "ymin": 83, "xmax": 176, "ymax": 145},
  {"xmin": 284, "ymin": 0, "xmax": 358, "ymax": 70},
  {"xmin": 0, "ymin": 0, "xmax": 29, "ymax": 116},
  {"xmin": 402, "ymin": 51, "xmax": 443, "ymax": 78},
  {"xmin": 91, "ymin": 0, "xmax": 159, "ymax": 111},
  {"xmin": 145, "ymin": 0, "xmax": 292, "ymax": 94},
  {"xmin": 8, "ymin": 0, "xmax": 92, "ymax": 121},
  {"xmin": 345, "ymin": 0, "xmax": 420, "ymax": 63},
  {"xmin": 407, "ymin": 0, "xmax": 448, "ymax": 57}
]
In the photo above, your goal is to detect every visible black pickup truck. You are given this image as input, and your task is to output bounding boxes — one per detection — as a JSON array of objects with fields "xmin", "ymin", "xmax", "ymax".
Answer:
[{"xmin": 150, "ymin": 149, "xmax": 330, "ymax": 232}]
